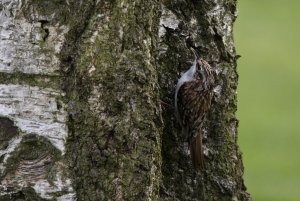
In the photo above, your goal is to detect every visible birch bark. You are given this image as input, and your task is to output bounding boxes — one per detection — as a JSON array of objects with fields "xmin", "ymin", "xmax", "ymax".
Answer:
[{"xmin": 0, "ymin": 1, "xmax": 250, "ymax": 200}]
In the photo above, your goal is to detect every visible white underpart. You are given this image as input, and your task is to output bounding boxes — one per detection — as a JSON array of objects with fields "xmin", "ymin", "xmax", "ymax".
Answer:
[{"xmin": 174, "ymin": 60, "xmax": 196, "ymax": 123}]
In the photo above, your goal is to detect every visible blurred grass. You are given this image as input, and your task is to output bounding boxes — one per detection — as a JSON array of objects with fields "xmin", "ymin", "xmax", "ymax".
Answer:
[{"xmin": 235, "ymin": 0, "xmax": 300, "ymax": 201}]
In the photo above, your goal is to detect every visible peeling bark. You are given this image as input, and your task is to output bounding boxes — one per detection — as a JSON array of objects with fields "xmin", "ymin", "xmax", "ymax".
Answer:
[
  {"xmin": 0, "ymin": 0, "xmax": 75, "ymax": 200},
  {"xmin": 0, "ymin": 0, "xmax": 250, "ymax": 200}
]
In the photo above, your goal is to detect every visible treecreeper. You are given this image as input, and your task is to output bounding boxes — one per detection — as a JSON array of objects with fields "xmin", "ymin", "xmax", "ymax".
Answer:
[{"xmin": 175, "ymin": 48, "xmax": 215, "ymax": 169}]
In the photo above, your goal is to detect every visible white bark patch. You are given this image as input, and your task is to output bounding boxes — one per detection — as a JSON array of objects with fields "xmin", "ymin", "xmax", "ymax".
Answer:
[
  {"xmin": 206, "ymin": 2, "xmax": 235, "ymax": 54},
  {"xmin": 33, "ymin": 168, "xmax": 75, "ymax": 200},
  {"xmin": 1, "ymin": 161, "xmax": 75, "ymax": 200},
  {"xmin": 145, "ymin": 156, "xmax": 158, "ymax": 201},
  {"xmin": 159, "ymin": 6, "xmax": 180, "ymax": 38},
  {"xmin": 0, "ymin": 84, "xmax": 74, "ymax": 199},
  {"xmin": 0, "ymin": 84, "xmax": 67, "ymax": 153},
  {"xmin": 0, "ymin": 137, "xmax": 22, "ymax": 173},
  {"xmin": 0, "ymin": 0, "xmax": 69, "ymax": 75},
  {"xmin": 0, "ymin": 1, "xmax": 75, "ymax": 199}
]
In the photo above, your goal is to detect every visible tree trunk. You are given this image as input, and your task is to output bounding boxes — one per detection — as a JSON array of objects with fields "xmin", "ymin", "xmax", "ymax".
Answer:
[{"xmin": 0, "ymin": 0, "xmax": 250, "ymax": 200}]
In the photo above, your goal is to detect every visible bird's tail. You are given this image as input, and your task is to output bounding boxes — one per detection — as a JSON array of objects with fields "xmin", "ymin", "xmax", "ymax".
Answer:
[{"xmin": 190, "ymin": 133, "xmax": 204, "ymax": 170}]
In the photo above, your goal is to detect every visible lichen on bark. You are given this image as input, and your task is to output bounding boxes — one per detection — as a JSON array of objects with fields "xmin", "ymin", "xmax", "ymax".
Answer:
[
  {"xmin": 0, "ymin": 0, "xmax": 75, "ymax": 199},
  {"xmin": 158, "ymin": 0, "xmax": 250, "ymax": 201},
  {"xmin": 60, "ymin": 0, "xmax": 162, "ymax": 200},
  {"xmin": 0, "ymin": 0, "xmax": 250, "ymax": 200}
]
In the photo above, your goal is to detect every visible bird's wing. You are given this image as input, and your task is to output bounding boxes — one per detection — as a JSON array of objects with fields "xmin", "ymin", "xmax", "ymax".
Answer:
[{"xmin": 177, "ymin": 79, "xmax": 211, "ymax": 131}]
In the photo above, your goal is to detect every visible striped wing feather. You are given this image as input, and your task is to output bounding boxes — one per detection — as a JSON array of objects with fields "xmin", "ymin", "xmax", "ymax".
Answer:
[{"xmin": 177, "ymin": 79, "xmax": 213, "ymax": 169}]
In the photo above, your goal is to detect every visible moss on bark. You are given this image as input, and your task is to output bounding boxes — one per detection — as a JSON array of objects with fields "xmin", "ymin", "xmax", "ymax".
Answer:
[
  {"xmin": 59, "ymin": 1, "xmax": 162, "ymax": 200},
  {"xmin": 159, "ymin": 0, "xmax": 250, "ymax": 201},
  {"xmin": 1, "ymin": 0, "xmax": 250, "ymax": 200}
]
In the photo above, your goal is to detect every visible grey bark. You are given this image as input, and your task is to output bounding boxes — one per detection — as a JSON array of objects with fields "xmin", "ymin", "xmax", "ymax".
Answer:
[
  {"xmin": 0, "ymin": 0, "xmax": 250, "ymax": 200},
  {"xmin": 158, "ymin": 1, "xmax": 250, "ymax": 201}
]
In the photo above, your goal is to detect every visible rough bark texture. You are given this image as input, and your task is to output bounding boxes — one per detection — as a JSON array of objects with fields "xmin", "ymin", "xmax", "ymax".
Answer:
[
  {"xmin": 0, "ymin": 0, "xmax": 250, "ymax": 200},
  {"xmin": 158, "ymin": 1, "xmax": 250, "ymax": 201}
]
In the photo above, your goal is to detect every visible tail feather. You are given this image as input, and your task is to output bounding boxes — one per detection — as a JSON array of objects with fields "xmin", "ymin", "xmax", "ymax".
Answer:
[{"xmin": 190, "ymin": 134, "xmax": 204, "ymax": 170}]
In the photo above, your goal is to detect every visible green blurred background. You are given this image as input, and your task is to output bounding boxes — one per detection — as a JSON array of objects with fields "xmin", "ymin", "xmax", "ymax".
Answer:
[{"xmin": 235, "ymin": 0, "xmax": 300, "ymax": 201}]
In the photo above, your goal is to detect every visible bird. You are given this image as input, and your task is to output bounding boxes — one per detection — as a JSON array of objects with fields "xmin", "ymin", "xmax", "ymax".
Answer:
[{"xmin": 175, "ymin": 49, "xmax": 214, "ymax": 169}]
